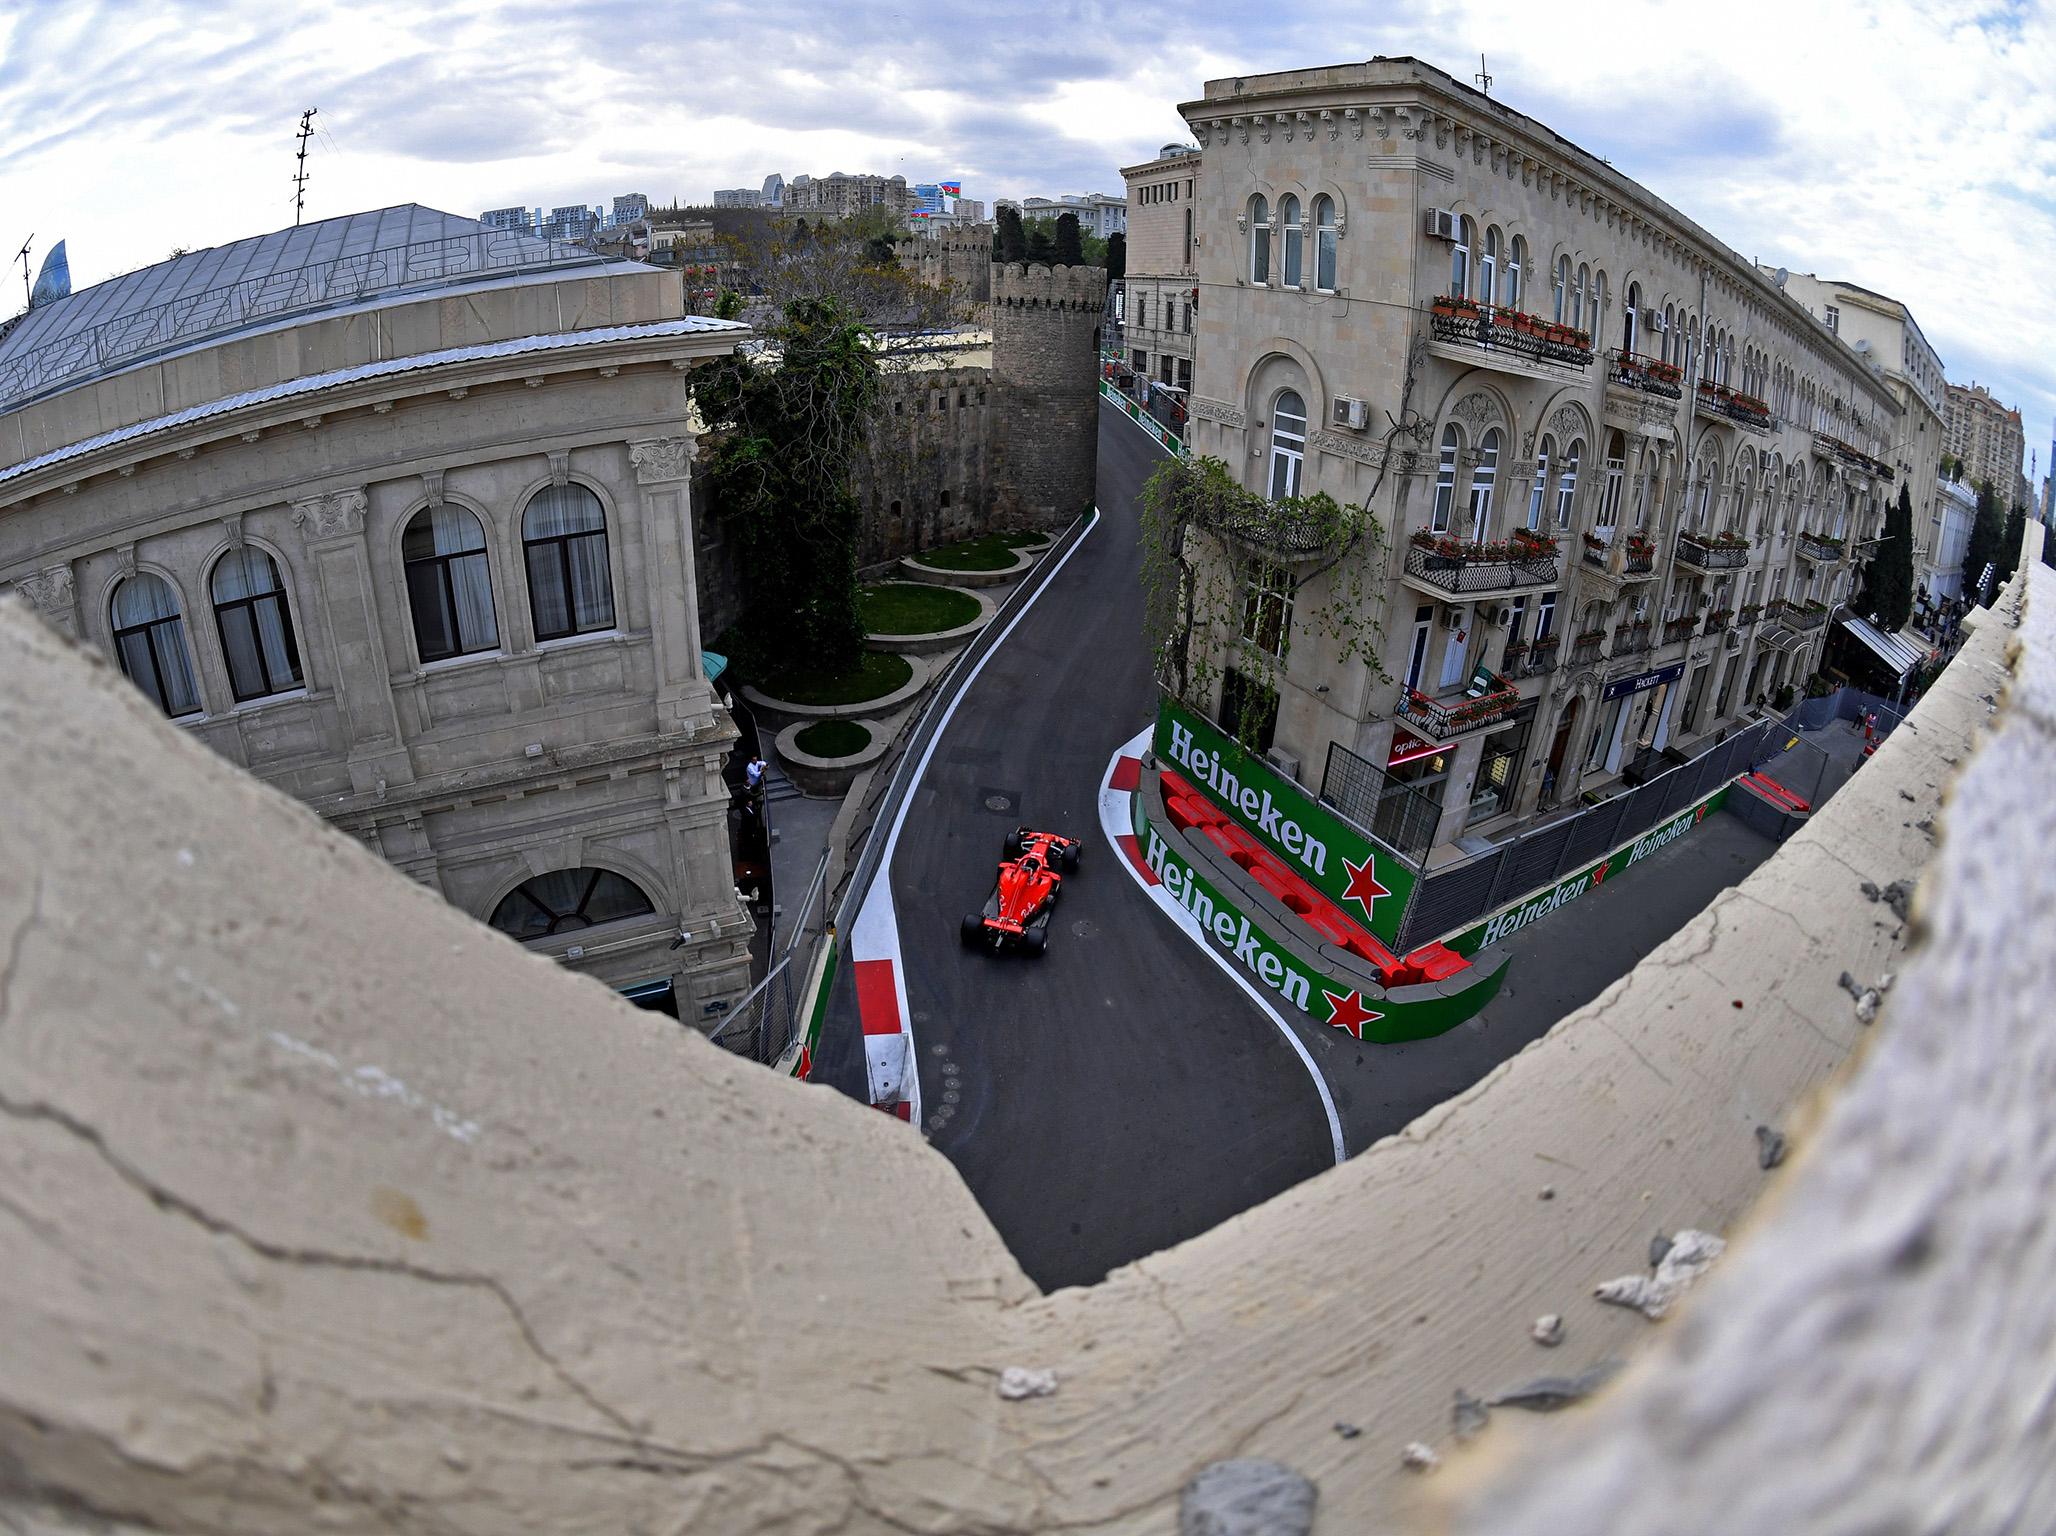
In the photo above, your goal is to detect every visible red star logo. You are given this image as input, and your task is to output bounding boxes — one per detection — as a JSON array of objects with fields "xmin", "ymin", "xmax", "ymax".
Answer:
[
  {"xmin": 1339, "ymin": 854, "xmax": 1391, "ymax": 920},
  {"xmin": 1696, "ymin": 803, "xmax": 1707, "ymax": 822},
  {"xmin": 1322, "ymin": 988, "xmax": 1383, "ymax": 1039},
  {"xmin": 1590, "ymin": 862, "xmax": 1608, "ymax": 886}
]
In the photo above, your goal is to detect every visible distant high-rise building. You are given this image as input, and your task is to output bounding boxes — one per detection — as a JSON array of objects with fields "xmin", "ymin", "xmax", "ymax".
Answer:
[
  {"xmin": 612, "ymin": 193, "xmax": 650, "ymax": 226},
  {"xmin": 783, "ymin": 172, "xmax": 911, "ymax": 220},
  {"xmin": 712, "ymin": 188, "xmax": 764, "ymax": 208},
  {"xmin": 762, "ymin": 174, "xmax": 785, "ymax": 207},
  {"xmin": 480, "ymin": 207, "xmax": 532, "ymax": 233},
  {"xmin": 1944, "ymin": 381, "xmax": 2028, "ymax": 508}
]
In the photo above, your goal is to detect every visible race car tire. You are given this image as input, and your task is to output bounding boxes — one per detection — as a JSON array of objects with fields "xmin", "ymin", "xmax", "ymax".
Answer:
[
  {"xmin": 1023, "ymin": 927, "xmax": 1048, "ymax": 956},
  {"xmin": 1002, "ymin": 830, "xmax": 1026, "ymax": 858},
  {"xmin": 961, "ymin": 914, "xmax": 986, "ymax": 949},
  {"xmin": 1059, "ymin": 841, "xmax": 1081, "ymax": 873}
]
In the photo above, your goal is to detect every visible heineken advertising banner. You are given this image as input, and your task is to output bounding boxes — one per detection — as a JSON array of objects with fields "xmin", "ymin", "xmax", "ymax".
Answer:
[
  {"xmin": 1133, "ymin": 800, "xmax": 1508, "ymax": 1043},
  {"xmin": 1153, "ymin": 697, "xmax": 1418, "ymax": 947},
  {"xmin": 1444, "ymin": 785, "xmax": 1733, "ymax": 958}
]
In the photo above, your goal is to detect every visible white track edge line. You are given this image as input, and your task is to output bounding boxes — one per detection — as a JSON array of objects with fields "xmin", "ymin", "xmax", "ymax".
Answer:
[
  {"xmin": 855, "ymin": 509, "xmax": 1106, "ymax": 1130},
  {"xmin": 1097, "ymin": 726, "xmax": 1348, "ymax": 1167}
]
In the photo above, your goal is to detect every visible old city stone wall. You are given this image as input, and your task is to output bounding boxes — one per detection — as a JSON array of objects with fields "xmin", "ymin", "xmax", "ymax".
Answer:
[
  {"xmin": 990, "ymin": 262, "xmax": 1107, "ymax": 529},
  {"xmin": 855, "ymin": 366, "xmax": 996, "ymax": 566},
  {"xmin": 911, "ymin": 230, "xmax": 995, "ymax": 314}
]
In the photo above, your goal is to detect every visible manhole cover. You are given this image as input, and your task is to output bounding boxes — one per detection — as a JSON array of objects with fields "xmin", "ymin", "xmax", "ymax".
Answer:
[
  {"xmin": 985, "ymin": 795, "xmax": 1012, "ymax": 812},
  {"xmin": 979, "ymin": 785, "xmax": 1020, "ymax": 815}
]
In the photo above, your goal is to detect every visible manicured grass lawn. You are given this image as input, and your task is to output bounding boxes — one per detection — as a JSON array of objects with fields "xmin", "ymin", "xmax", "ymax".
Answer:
[
  {"xmin": 794, "ymin": 719, "xmax": 872, "ymax": 758},
  {"xmin": 913, "ymin": 531, "xmax": 1045, "ymax": 571},
  {"xmin": 752, "ymin": 649, "xmax": 912, "ymax": 706},
  {"xmin": 857, "ymin": 582, "xmax": 981, "ymax": 635}
]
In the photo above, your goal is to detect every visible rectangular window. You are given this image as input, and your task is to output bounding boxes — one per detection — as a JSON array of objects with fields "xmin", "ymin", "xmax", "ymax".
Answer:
[
  {"xmin": 1824, "ymin": 304, "xmax": 1840, "ymax": 334},
  {"xmin": 1536, "ymin": 591, "xmax": 1557, "ymax": 641},
  {"xmin": 1507, "ymin": 595, "xmax": 1527, "ymax": 647},
  {"xmin": 1241, "ymin": 559, "xmax": 1295, "ymax": 657},
  {"xmin": 1405, "ymin": 604, "xmax": 1433, "ymax": 690},
  {"xmin": 1598, "ymin": 457, "xmax": 1624, "ymax": 529},
  {"xmin": 1432, "ymin": 443, "xmax": 1457, "ymax": 533}
]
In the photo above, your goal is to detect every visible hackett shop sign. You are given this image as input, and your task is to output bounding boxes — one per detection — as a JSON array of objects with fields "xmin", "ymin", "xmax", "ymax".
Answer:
[{"xmin": 1154, "ymin": 697, "xmax": 1416, "ymax": 945}]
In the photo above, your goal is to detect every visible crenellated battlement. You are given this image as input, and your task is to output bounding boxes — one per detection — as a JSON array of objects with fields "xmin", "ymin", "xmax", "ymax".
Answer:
[{"xmin": 992, "ymin": 262, "xmax": 1109, "ymax": 314}]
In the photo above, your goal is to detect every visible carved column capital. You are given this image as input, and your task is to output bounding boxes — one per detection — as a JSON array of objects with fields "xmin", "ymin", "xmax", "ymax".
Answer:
[
  {"xmin": 16, "ymin": 564, "xmax": 76, "ymax": 621},
  {"xmin": 291, "ymin": 488, "xmax": 368, "ymax": 542},
  {"xmin": 629, "ymin": 436, "xmax": 697, "ymax": 485}
]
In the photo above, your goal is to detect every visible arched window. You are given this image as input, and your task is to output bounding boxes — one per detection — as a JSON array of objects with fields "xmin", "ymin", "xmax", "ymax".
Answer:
[
  {"xmin": 1469, "ymin": 427, "xmax": 1500, "ymax": 540},
  {"xmin": 1183, "ymin": 207, "xmax": 1193, "ymax": 267},
  {"xmin": 1661, "ymin": 304, "xmax": 1675, "ymax": 364},
  {"xmin": 1432, "ymin": 424, "xmax": 1460, "ymax": 533},
  {"xmin": 1598, "ymin": 430, "xmax": 1627, "ymax": 531},
  {"xmin": 1268, "ymin": 391, "xmax": 1307, "ymax": 501},
  {"xmin": 1451, "ymin": 216, "xmax": 1473, "ymax": 300},
  {"xmin": 1553, "ymin": 255, "xmax": 1570, "ymax": 322},
  {"xmin": 1280, "ymin": 195, "xmax": 1302, "ymax": 287},
  {"xmin": 211, "ymin": 547, "xmax": 302, "ymax": 702},
  {"xmin": 1313, "ymin": 196, "xmax": 1337, "ymax": 291},
  {"xmin": 522, "ymin": 484, "xmax": 615, "ymax": 641},
  {"xmin": 403, "ymin": 505, "xmax": 499, "ymax": 663},
  {"xmin": 1527, "ymin": 434, "xmax": 1554, "ymax": 530},
  {"xmin": 111, "ymin": 572, "xmax": 201, "ymax": 718},
  {"xmin": 1624, "ymin": 282, "xmax": 1641, "ymax": 354},
  {"xmin": 490, "ymin": 867, "xmax": 656, "ymax": 939},
  {"xmin": 1572, "ymin": 263, "xmax": 1591, "ymax": 331},
  {"xmin": 1248, "ymin": 196, "xmax": 1270, "ymax": 285},
  {"xmin": 1504, "ymin": 234, "xmax": 1525, "ymax": 310},
  {"xmin": 1480, "ymin": 227, "xmax": 1500, "ymax": 310},
  {"xmin": 1555, "ymin": 437, "xmax": 1583, "ymax": 529}
]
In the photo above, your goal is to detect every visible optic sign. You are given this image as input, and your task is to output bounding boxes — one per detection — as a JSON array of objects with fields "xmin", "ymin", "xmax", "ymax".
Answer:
[{"xmin": 1153, "ymin": 696, "xmax": 1418, "ymax": 946}]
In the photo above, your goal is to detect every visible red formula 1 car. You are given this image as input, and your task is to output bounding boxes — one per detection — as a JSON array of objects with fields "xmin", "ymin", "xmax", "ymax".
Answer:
[{"xmin": 961, "ymin": 828, "xmax": 1082, "ymax": 955}]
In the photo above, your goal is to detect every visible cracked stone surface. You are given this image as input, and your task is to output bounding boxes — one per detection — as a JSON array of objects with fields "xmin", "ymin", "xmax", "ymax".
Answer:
[{"xmin": 0, "ymin": 530, "xmax": 2029, "ymax": 1535}]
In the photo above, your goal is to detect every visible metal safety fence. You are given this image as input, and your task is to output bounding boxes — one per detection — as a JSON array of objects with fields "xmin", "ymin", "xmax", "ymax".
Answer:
[
  {"xmin": 1392, "ymin": 718, "xmax": 1780, "ymax": 952},
  {"xmin": 707, "ymin": 847, "xmax": 831, "ymax": 1064}
]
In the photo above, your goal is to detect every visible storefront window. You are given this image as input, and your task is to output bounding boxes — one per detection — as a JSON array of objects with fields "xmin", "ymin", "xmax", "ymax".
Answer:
[
  {"xmin": 1378, "ymin": 735, "xmax": 1449, "ymax": 855},
  {"xmin": 1467, "ymin": 706, "xmax": 1536, "ymax": 823},
  {"xmin": 1587, "ymin": 693, "xmax": 1626, "ymax": 772}
]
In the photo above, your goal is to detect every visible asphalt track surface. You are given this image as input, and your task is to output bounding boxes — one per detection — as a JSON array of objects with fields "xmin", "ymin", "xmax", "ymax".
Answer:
[{"xmin": 818, "ymin": 403, "xmax": 1336, "ymax": 1292}]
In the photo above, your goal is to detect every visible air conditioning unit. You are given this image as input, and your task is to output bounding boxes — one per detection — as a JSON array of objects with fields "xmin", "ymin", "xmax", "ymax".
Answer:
[
  {"xmin": 1265, "ymin": 747, "xmax": 1301, "ymax": 781},
  {"xmin": 1640, "ymin": 306, "xmax": 1662, "ymax": 330},
  {"xmin": 1488, "ymin": 605, "xmax": 1513, "ymax": 627},
  {"xmin": 1424, "ymin": 208, "xmax": 1457, "ymax": 240},
  {"xmin": 1332, "ymin": 396, "xmax": 1370, "ymax": 431},
  {"xmin": 1440, "ymin": 605, "xmax": 1466, "ymax": 630}
]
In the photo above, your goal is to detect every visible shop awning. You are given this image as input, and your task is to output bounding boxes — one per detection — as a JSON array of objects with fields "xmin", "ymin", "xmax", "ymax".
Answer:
[
  {"xmin": 701, "ymin": 650, "xmax": 728, "ymax": 684},
  {"xmin": 1761, "ymin": 625, "xmax": 1811, "ymax": 655},
  {"xmin": 1839, "ymin": 617, "xmax": 1926, "ymax": 679}
]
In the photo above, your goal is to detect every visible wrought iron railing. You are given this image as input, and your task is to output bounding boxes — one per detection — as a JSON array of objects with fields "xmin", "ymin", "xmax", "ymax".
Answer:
[
  {"xmin": 1429, "ymin": 299, "xmax": 1594, "ymax": 368},
  {"xmin": 1607, "ymin": 348, "xmax": 1684, "ymax": 399},
  {"xmin": 1405, "ymin": 534, "xmax": 1560, "ymax": 593},
  {"xmin": 1676, "ymin": 531, "xmax": 1750, "ymax": 570},
  {"xmin": 1697, "ymin": 381, "xmax": 1774, "ymax": 432},
  {"xmin": 1766, "ymin": 598, "xmax": 1829, "ymax": 631},
  {"xmin": 1394, "ymin": 675, "xmax": 1522, "ymax": 739},
  {"xmin": 1613, "ymin": 621, "xmax": 1654, "ymax": 656},
  {"xmin": 1662, "ymin": 617, "xmax": 1699, "ymax": 647},
  {"xmin": 1796, "ymin": 531, "xmax": 1846, "ymax": 564},
  {"xmin": 1502, "ymin": 635, "xmax": 1561, "ymax": 678},
  {"xmin": 1623, "ymin": 541, "xmax": 1657, "ymax": 575}
]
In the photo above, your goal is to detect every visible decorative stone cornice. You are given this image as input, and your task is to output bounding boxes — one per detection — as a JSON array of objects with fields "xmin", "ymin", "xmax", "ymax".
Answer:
[
  {"xmin": 1309, "ymin": 429, "xmax": 1387, "ymax": 467},
  {"xmin": 291, "ymin": 489, "xmax": 368, "ymax": 542},
  {"xmin": 1189, "ymin": 397, "xmax": 1247, "ymax": 430},
  {"xmin": 629, "ymin": 436, "xmax": 696, "ymax": 485}
]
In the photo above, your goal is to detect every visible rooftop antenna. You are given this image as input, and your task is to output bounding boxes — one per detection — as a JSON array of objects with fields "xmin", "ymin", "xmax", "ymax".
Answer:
[
  {"xmin": 14, "ymin": 235, "xmax": 30, "ymax": 311},
  {"xmin": 292, "ymin": 108, "xmax": 318, "ymax": 226},
  {"xmin": 1475, "ymin": 54, "xmax": 1493, "ymax": 98}
]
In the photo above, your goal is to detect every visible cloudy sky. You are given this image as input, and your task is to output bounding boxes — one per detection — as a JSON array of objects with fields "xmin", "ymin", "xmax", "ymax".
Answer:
[{"xmin": 2, "ymin": 0, "xmax": 2051, "ymax": 480}]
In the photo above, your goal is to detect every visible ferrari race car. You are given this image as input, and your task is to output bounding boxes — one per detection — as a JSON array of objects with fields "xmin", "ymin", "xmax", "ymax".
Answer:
[{"xmin": 961, "ymin": 828, "xmax": 1082, "ymax": 955}]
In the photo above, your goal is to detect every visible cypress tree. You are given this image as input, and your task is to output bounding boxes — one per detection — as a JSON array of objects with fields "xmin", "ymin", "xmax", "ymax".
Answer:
[
  {"xmin": 995, "ymin": 205, "xmax": 1027, "ymax": 264},
  {"xmin": 1054, "ymin": 212, "xmax": 1084, "ymax": 266},
  {"xmin": 1962, "ymin": 483, "xmax": 2006, "ymax": 603},
  {"xmin": 1862, "ymin": 482, "xmax": 1915, "ymax": 631}
]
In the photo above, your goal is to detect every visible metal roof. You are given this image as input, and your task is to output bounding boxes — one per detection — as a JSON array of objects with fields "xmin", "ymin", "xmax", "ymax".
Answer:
[
  {"xmin": 1840, "ymin": 616, "xmax": 1928, "ymax": 679},
  {"xmin": 0, "ymin": 315, "xmax": 747, "ymax": 494},
  {"xmin": 0, "ymin": 205, "xmax": 616, "ymax": 412}
]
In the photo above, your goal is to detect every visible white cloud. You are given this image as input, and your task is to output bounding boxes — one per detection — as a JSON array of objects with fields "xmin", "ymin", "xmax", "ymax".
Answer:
[{"xmin": 2, "ymin": 0, "xmax": 2049, "ymax": 473}]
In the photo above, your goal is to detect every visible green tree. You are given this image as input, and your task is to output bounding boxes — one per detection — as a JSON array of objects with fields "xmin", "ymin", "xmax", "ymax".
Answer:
[
  {"xmin": 1858, "ymin": 482, "xmax": 1916, "ymax": 631},
  {"xmin": 1963, "ymin": 483, "xmax": 2006, "ymax": 603},
  {"xmin": 995, "ymin": 205, "xmax": 1027, "ymax": 263},
  {"xmin": 1054, "ymin": 211, "xmax": 1084, "ymax": 266},
  {"xmin": 691, "ymin": 298, "xmax": 882, "ymax": 672},
  {"xmin": 1024, "ymin": 224, "xmax": 1057, "ymax": 264},
  {"xmin": 1105, "ymin": 231, "xmax": 1126, "ymax": 280},
  {"xmin": 713, "ymin": 289, "xmax": 744, "ymax": 321},
  {"xmin": 1996, "ymin": 503, "xmax": 2026, "ymax": 591}
]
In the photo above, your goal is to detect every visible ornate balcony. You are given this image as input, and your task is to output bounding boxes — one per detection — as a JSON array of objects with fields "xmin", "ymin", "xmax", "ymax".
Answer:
[
  {"xmin": 1623, "ymin": 537, "xmax": 1657, "ymax": 576},
  {"xmin": 1404, "ymin": 529, "xmax": 1561, "ymax": 598},
  {"xmin": 1613, "ymin": 620, "xmax": 1654, "ymax": 657},
  {"xmin": 1428, "ymin": 297, "xmax": 1594, "ymax": 379},
  {"xmin": 1703, "ymin": 608, "xmax": 1734, "ymax": 636},
  {"xmin": 1607, "ymin": 349, "xmax": 1684, "ymax": 399},
  {"xmin": 1502, "ymin": 635, "xmax": 1561, "ymax": 678},
  {"xmin": 1737, "ymin": 603, "xmax": 1764, "ymax": 629},
  {"xmin": 1811, "ymin": 431, "xmax": 1896, "ymax": 481},
  {"xmin": 1570, "ymin": 630, "xmax": 1608, "ymax": 666},
  {"xmin": 1662, "ymin": 616, "xmax": 1699, "ymax": 648},
  {"xmin": 1796, "ymin": 531, "xmax": 1847, "ymax": 565},
  {"xmin": 1676, "ymin": 530, "xmax": 1751, "ymax": 571},
  {"xmin": 1697, "ymin": 381, "xmax": 1774, "ymax": 434},
  {"xmin": 1766, "ymin": 598, "xmax": 1829, "ymax": 632},
  {"xmin": 1394, "ymin": 672, "xmax": 1522, "ymax": 739}
]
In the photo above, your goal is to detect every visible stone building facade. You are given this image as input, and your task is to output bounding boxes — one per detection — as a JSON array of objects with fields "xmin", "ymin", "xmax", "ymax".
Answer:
[
  {"xmin": 854, "ymin": 366, "xmax": 995, "ymax": 565},
  {"xmin": 1117, "ymin": 147, "xmax": 1203, "ymax": 395},
  {"xmin": 1765, "ymin": 270, "xmax": 1947, "ymax": 600},
  {"xmin": 783, "ymin": 173, "xmax": 913, "ymax": 221},
  {"xmin": 1943, "ymin": 380, "xmax": 2028, "ymax": 508},
  {"xmin": 0, "ymin": 206, "xmax": 756, "ymax": 1021},
  {"xmin": 1174, "ymin": 58, "xmax": 1900, "ymax": 858}
]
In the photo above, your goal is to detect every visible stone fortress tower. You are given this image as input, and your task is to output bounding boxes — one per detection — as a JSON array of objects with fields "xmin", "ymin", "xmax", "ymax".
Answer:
[
  {"xmin": 990, "ymin": 261, "xmax": 1109, "ymax": 528},
  {"xmin": 911, "ymin": 230, "xmax": 995, "ymax": 309}
]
